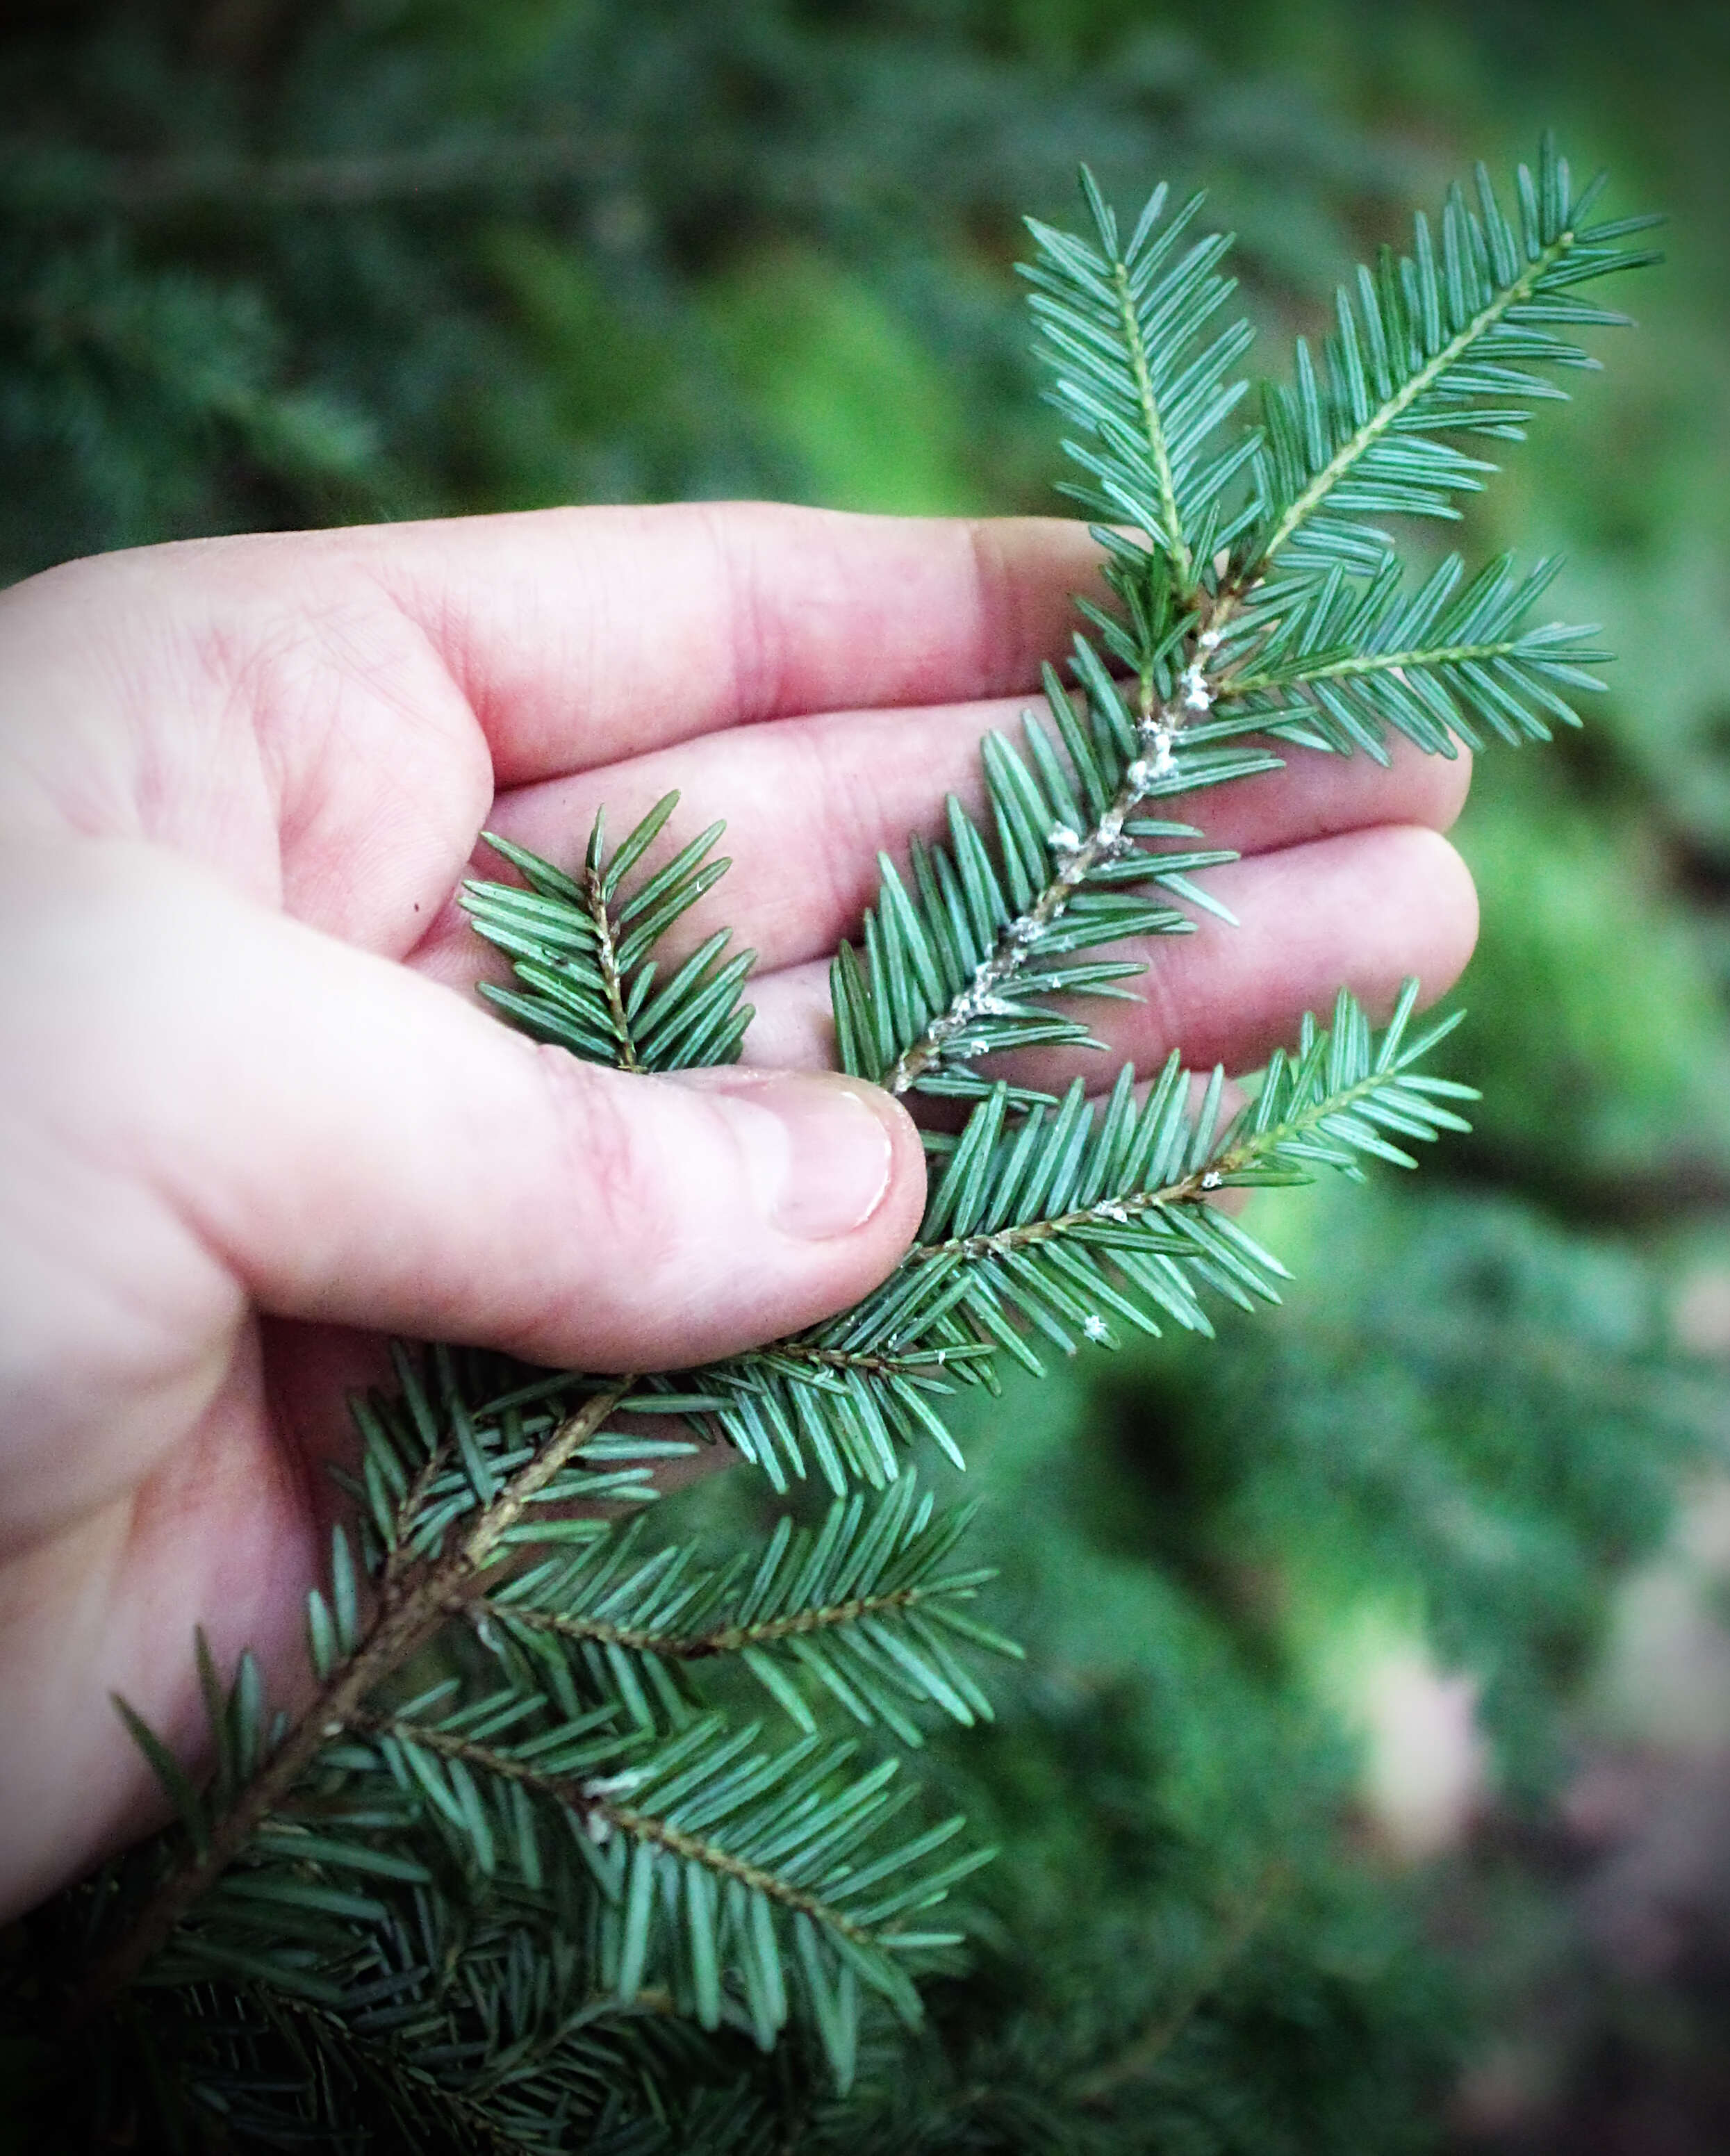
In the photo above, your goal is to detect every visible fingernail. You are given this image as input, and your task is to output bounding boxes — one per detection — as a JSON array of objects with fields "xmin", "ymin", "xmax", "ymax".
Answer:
[{"xmin": 668, "ymin": 1069, "xmax": 900, "ymax": 1241}]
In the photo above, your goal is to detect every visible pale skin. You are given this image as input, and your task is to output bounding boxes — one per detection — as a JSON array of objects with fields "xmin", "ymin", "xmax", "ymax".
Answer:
[{"xmin": 0, "ymin": 504, "xmax": 1477, "ymax": 1923}]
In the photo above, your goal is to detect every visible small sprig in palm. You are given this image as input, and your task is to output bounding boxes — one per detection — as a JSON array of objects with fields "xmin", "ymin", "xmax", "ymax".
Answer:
[{"xmin": 32, "ymin": 138, "xmax": 1652, "ymax": 2148}]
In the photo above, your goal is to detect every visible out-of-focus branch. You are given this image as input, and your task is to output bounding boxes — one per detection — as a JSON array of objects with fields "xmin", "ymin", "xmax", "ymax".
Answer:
[{"xmin": 3, "ymin": 132, "xmax": 619, "ymax": 213}]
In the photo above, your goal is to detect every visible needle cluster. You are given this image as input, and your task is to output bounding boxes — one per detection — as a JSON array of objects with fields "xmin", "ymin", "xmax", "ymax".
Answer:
[{"xmin": 38, "ymin": 140, "xmax": 1654, "ymax": 2152}]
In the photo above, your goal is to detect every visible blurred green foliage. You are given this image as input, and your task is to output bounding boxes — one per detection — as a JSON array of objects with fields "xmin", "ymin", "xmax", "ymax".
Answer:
[
  {"xmin": 1454, "ymin": 771, "xmax": 1730, "ymax": 1190},
  {"xmin": 706, "ymin": 247, "xmax": 983, "ymax": 513},
  {"xmin": 5, "ymin": 0, "xmax": 1730, "ymax": 2147}
]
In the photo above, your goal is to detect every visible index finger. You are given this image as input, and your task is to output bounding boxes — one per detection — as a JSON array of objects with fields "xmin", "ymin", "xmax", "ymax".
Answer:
[{"xmin": 346, "ymin": 502, "xmax": 1110, "ymax": 784}]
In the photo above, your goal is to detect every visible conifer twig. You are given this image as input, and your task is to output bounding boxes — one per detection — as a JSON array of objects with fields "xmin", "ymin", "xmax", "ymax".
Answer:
[
  {"xmin": 65, "ymin": 1383, "xmax": 630, "ymax": 2026},
  {"xmin": 56, "ymin": 141, "xmax": 1656, "ymax": 2138},
  {"xmin": 586, "ymin": 861, "xmax": 643, "ymax": 1072},
  {"xmin": 882, "ymin": 652, "xmax": 1219, "ymax": 1097},
  {"xmin": 1251, "ymin": 228, "xmax": 1582, "ymax": 574},
  {"xmin": 349, "ymin": 1716, "xmax": 884, "ymax": 1943},
  {"xmin": 905, "ymin": 1041, "xmax": 1422, "ymax": 1263},
  {"xmin": 454, "ymin": 1581, "xmax": 933, "ymax": 1659}
]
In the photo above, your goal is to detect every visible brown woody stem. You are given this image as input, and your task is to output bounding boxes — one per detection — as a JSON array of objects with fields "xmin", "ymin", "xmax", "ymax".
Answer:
[
  {"xmin": 353, "ymin": 1717, "xmax": 875, "ymax": 1941},
  {"xmin": 65, "ymin": 1383, "xmax": 630, "ymax": 2027}
]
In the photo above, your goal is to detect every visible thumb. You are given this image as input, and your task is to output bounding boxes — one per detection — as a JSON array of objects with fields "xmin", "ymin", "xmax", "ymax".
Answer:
[{"xmin": 22, "ymin": 840, "xmax": 928, "ymax": 1372}]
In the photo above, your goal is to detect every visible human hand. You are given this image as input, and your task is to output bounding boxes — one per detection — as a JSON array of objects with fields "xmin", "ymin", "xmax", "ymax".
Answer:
[{"xmin": 0, "ymin": 504, "xmax": 1476, "ymax": 1918}]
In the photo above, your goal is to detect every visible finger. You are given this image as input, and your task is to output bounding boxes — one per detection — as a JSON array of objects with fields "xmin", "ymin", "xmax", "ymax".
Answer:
[
  {"xmin": 413, "ymin": 712, "xmax": 1471, "ymax": 992},
  {"xmin": 740, "ymin": 824, "xmax": 1480, "ymax": 1081},
  {"xmin": 128, "ymin": 506, "xmax": 1109, "ymax": 788},
  {"xmin": 6, "ymin": 839, "xmax": 928, "ymax": 1383},
  {"xmin": 0, "ymin": 1350, "xmax": 318, "ymax": 1921}
]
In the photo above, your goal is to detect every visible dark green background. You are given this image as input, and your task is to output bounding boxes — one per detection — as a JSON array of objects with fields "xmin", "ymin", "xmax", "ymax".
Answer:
[{"xmin": 5, "ymin": 3, "xmax": 1730, "ymax": 2147}]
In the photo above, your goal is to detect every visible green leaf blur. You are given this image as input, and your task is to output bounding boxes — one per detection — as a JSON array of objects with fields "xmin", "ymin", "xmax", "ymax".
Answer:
[{"xmin": 5, "ymin": 3, "xmax": 1729, "ymax": 2151}]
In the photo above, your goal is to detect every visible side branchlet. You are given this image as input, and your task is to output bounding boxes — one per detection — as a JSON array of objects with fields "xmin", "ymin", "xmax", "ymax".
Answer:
[{"xmin": 64, "ymin": 137, "xmax": 1651, "ymax": 2146}]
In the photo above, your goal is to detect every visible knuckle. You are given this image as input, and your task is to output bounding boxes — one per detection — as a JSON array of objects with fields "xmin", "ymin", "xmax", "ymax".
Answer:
[{"xmin": 530, "ymin": 1049, "xmax": 682, "ymax": 1278}]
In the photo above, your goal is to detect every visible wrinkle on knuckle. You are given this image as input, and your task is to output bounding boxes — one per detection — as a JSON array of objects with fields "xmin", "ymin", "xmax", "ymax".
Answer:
[
  {"xmin": 1128, "ymin": 935, "xmax": 1187, "ymax": 1064},
  {"xmin": 962, "ymin": 518, "xmax": 1018, "ymax": 695},
  {"xmin": 802, "ymin": 722, "xmax": 929, "ymax": 944},
  {"xmin": 529, "ymin": 1048, "xmax": 682, "ymax": 1285},
  {"xmin": 799, "ymin": 730, "xmax": 867, "ymax": 941},
  {"xmin": 705, "ymin": 502, "xmax": 783, "ymax": 726}
]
